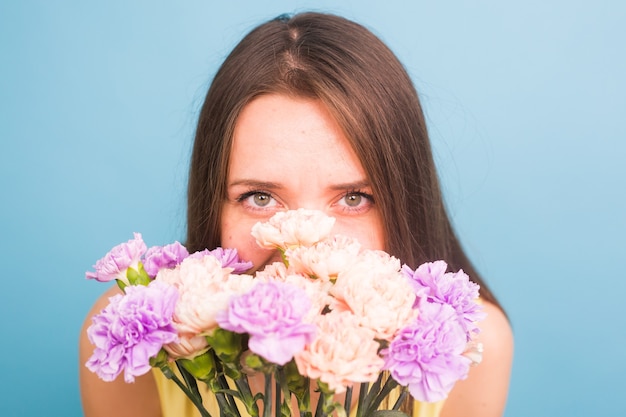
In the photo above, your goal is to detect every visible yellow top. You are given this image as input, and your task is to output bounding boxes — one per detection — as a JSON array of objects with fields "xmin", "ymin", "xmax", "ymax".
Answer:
[{"xmin": 152, "ymin": 369, "xmax": 444, "ymax": 417}]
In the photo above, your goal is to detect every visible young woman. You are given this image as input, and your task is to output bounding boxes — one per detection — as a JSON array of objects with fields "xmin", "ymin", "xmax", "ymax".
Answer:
[{"xmin": 80, "ymin": 12, "xmax": 513, "ymax": 417}]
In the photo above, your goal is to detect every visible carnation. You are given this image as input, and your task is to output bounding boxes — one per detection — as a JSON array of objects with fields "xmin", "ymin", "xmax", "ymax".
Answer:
[
  {"xmin": 255, "ymin": 268, "xmax": 333, "ymax": 320},
  {"xmin": 156, "ymin": 255, "xmax": 255, "ymax": 335},
  {"xmin": 85, "ymin": 281, "xmax": 179, "ymax": 382},
  {"xmin": 189, "ymin": 247, "xmax": 253, "ymax": 273},
  {"xmin": 86, "ymin": 233, "xmax": 147, "ymax": 284},
  {"xmin": 216, "ymin": 282, "xmax": 316, "ymax": 365},
  {"xmin": 382, "ymin": 302, "xmax": 472, "ymax": 402},
  {"xmin": 330, "ymin": 250, "xmax": 416, "ymax": 341},
  {"xmin": 164, "ymin": 334, "xmax": 210, "ymax": 359},
  {"xmin": 295, "ymin": 311, "xmax": 384, "ymax": 393},
  {"xmin": 251, "ymin": 208, "xmax": 335, "ymax": 250},
  {"xmin": 285, "ymin": 235, "xmax": 361, "ymax": 282},
  {"xmin": 143, "ymin": 241, "xmax": 189, "ymax": 277},
  {"xmin": 402, "ymin": 261, "xmax": 485, "ymax": 337}
]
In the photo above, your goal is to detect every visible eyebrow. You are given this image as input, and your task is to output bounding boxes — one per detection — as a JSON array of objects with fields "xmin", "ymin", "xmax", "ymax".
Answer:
[
  {"xmin": 327, "ymin": 180, "xmax": 372, "ymax": 191},
  {"xmin": 227, "ymin": 179, "xmax": 372, "ymax": 191},
  {"xmin": 227, "ymin": 179, "xmax": 284, "ymax": 189}
]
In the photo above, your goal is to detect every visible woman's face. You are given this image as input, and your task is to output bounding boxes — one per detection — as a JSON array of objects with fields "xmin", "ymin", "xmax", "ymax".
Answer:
[{"xmin": 221, "ymin": 93, "xmax": 385, "ymax": 271}]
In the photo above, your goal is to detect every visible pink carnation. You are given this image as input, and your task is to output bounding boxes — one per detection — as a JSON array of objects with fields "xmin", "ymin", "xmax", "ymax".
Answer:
[
  {"xmin": 382, "ymin": 302, "xmax": 472, "ymax": 402},
  {"xmin": 85, "ymin": 280, "xmax": 178, "ymax": 382},
  {"xmin": 189, "ymin": 247, "xmax": 253, "ymax": 273},
  {"xmin": 143, "ymin": 241, "xmax": 189, "ymax": 277},
  {"xmin": 216, "ymin": 282, "xmax": 316, "ymax": 365},
  {"xmin": 251, "ymin": 209, "xmax": 335, "ymax": 250},
  {"xmin": 86, "ymin": 233, "xmax": 147, "ymax": 284},
  {"xmin": 402, "ymin": 261, "xmax": 485, "ymax": 338},
  {"xmin": 255, "ymin": 267, "xmax": 333, "ymax": 320},
  {"xmin": 295, "ymin": 311, "xmax": 384, "ymax": 393}
]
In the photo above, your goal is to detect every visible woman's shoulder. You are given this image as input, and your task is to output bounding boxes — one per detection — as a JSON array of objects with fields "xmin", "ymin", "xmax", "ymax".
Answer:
[
  {"xmin": 478, "ymin": 301, "xmax": 514, "ymax": 362},
  {"xmin": 439, "ymin": 300, "xmax": 514, "ymax": 417}
]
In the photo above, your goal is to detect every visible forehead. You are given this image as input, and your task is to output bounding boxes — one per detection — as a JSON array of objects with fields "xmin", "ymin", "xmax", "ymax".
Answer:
[{"xmin": 228, "ymin": 93, "xmax": 367, "ymax": 183}]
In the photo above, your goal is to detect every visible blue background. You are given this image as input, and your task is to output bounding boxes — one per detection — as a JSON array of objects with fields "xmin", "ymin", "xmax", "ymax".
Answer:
[{"xmin": 1, "ymin": 1, "xmax": 624, "ymax": 416}]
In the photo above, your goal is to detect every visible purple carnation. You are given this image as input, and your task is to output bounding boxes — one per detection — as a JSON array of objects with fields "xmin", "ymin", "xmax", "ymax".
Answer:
[
  {"xmin": 86, "ymin": 233, "xmax": 147, "ymax": 283},
  {"xmin": 189, "ymin": 247, "xmax": 253, "ymax": 273},
  {"xmin": 402, "ymin": 261, "xmax": 485, "ymax": 337},
  {"xmin": 143, "ymin": 241, "xmax": 190, "ymax": 277},
  {"xmin": 216, "ymin": 282, "xmax": 316, "ymax": 365},
  {"xmin": 382, "ymin": 302, "xmax": 471, "ymax": 403},
  {"xmin": 85, "ymin": 281, "xmax": 179, "ymax": 383}
]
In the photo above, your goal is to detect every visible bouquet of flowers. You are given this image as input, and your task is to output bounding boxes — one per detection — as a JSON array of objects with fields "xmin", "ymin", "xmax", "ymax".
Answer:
[{"xmin": 85, "ymin": 209, "xmax": 484, "ymax": 417}]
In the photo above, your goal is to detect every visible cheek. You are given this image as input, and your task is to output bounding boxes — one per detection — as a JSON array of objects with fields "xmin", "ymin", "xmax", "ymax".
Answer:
[
  {"xmin": 333, "ymin": 216, "xmax": 385, "ymax": 251},
  {"xmin": 220, "ymin": 218, "xmax": 277, "ymax": 270}
]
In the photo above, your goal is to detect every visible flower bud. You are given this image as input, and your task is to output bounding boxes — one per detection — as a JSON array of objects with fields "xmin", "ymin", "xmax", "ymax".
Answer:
[
  {"xmin": 206, "ymin": 328, "xmax": 243, "ymax": 364},
  {"xmin": 126, "ymin": 263, "xmax": 152, "ymax": 286},
  {"xmin": 179, "ymin": 351, "xmax": 216, "ymax": 381}
]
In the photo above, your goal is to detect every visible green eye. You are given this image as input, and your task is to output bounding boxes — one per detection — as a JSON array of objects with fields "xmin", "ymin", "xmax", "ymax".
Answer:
[
  {"xmin": 344, "ymin": 193, "xmax": 363, "ymax": 207},
  {"xmin": 253, "ymin": 193, "xmax": 272, "ymax": 207}
]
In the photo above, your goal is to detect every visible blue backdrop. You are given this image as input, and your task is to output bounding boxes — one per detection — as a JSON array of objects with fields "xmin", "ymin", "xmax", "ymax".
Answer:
[{"xmin": 1, "ymin": 1, "xmax": 624, "ymax": 416}]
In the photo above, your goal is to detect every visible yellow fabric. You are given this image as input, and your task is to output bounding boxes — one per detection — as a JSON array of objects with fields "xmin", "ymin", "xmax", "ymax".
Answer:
[{"xmin": 153, "ymin": 369, "xmax": 444, "ymax": 417}]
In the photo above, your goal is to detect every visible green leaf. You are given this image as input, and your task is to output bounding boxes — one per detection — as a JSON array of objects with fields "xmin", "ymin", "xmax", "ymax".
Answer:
[{"xmin": 116, "ymin": 279, "xmax": 127, "ymax": 292}]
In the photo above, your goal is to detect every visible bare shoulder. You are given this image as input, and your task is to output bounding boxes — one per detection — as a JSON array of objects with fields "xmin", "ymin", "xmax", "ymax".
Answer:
[
  {"xmin": 79, "ymin": 286, "xmax": 162, "ymax": 417},
  {"xmin": 440, "ymin": 301, "xmax": 514, "ymax": 417}
]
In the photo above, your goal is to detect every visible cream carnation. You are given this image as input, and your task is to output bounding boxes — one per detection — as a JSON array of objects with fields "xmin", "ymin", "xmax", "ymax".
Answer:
[
  {"xmin": 164, "ymin": 334, "xmax": 209, "ymax": 359},
  {"xmin": 253, "ymin": 261, "xmax": 292, "ymax": 281},
  {"xmin": 251, "ymin": 209, "xmax": 335, "ymax": 250},
  {"xmin": 330, "ymin": 250, "xmax": 417, "ymax": 341},
  {"xmin": 156, "ymin": 255, "xmax": 255, "ymax": 335},
  {"xmin": 285, "ymin": 235, "xmax": 361, "ymax": 282},
  {"xmin": 294, "ymin": 311, "xmax": 384, "ymax": 393}
]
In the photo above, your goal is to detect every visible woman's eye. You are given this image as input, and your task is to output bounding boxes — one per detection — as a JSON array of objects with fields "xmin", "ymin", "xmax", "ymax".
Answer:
[
  {"xmin": 337, "ymin": 191, "xmax": 374, "ymax": 210},
  {"xmin": 343, "ymin": 193, "xmax": 363, "ymax": 207},
  {"xmin": 251, "ymin": 193, "xmax": 272, "ymax": 207},
  {"xmin": 238, "ymin": 191, "xmax": 277, "ymax": 208}
]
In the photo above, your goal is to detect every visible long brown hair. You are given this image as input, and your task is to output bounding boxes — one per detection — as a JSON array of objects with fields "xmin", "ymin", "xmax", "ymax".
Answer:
[{"xmin": 187, "ymin": 12, "xmax": 501, "ymax": 308}]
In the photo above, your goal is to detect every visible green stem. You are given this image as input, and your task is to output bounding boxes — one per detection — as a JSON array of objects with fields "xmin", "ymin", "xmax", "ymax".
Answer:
[
  {"xmin": 355, "ymin": 382, "xmax": 369, "ymax": 417},
  {"xmin": 234, "ymin": 374, "xmax": 260, "ymax": 417},
  {"xmin": 275, "ymin": 377, "xmax": 281, "ymax": 417},
  {"xmin": 217, "ymin": 373, "xmax": 241, "ymax": 416},
  {"xmin": 263, "ymin": 373, "xmax": 272, "ymax": 417},
  {"xmin": 210, "ymin": 350, "xmax": 241, "ymax": 417},
  {"xmin": 277, "ymin": 367, "xmax": 295, "ymax": 417},
  {"xmin": 214, "ymin": 391, "xmax": 236, "ymax": 417},
  {"xmin": 363, "ymin": 376, "xmax": 398, "ymax": 416},
  {"xmin": 344, "ymin": 386, "xmax": 353, "ymax": 417},
  {"xmin": 159, "ymin": 365, "xmax": 212, "ymax": 417},
  {"xmin": 358, "ymin": 373, "xmax": 384, "ymax": 416},
  {"xmin": 176, "ymin": 362, "xmax": 203, "ymax": 403},
  {"xmin": 392, "ymin": 387, "xmax": 409, "ymax": 411}
]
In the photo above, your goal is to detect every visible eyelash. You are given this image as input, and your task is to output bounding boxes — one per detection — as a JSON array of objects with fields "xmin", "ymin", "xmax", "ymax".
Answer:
[
  {"xmin": 234, "ymin": 189, "xmax": 375, "ymax": 213},
  {"xmin": 337, "ymin": 190, "xmax": 375, "ymax": 212},
  {"xmin": 235, "ymin": 190, "xmax": 279, "ymax": 211}
]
